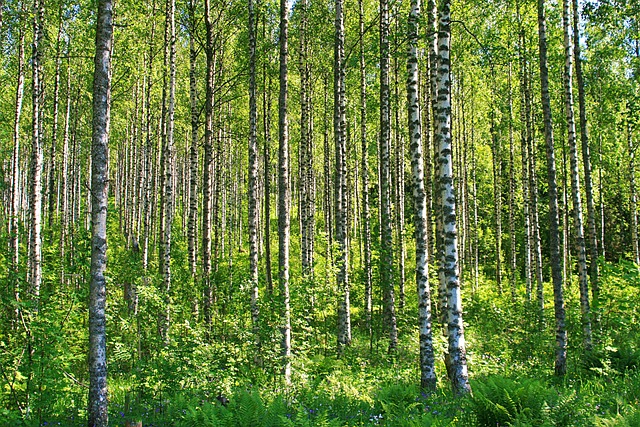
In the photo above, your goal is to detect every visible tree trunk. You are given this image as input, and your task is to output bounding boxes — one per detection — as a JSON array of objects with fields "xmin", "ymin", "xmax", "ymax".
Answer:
[
  {"xmin": 159, "ymin": 0, "xmax": 176, "ymax": 344},
  {"xmin": 380, "ymin": 0, "xmax": 398, "ymax": 352},
  {"xmin": 203, "ymin": 0, "xmax": 216, "ymax": 329},
  {"xmin": 278, "ymin": 0, "xmax": 292, "ymax": 384},
  {"xmin": 187, "ymin": 0, "xmax": 199, "ymax": 287},
  {"xmin": 516, "ymin": 16, "xmax": 533, "ymax": 300},
  {"xmin": 537, "ymin": 0, "xmax": 567, "ymax": 376},
  {"xmin": 562, "ymin": 0, "xmax": 592, "ymax": 351},
  {"xmin": 88, "ymin": 0, "xmax": 113, "ymax": 423},
  {"xmin": 526, "ymin": 56, "xmax": 544, "ymax": 312},
  {"xmin": 248, "ymin": 0, "xmax": 261, "ymax": 350},
  {"xmin": 9, "ymin": 7, "xmax": 26, "ymax": 324},
  {"xmin": 300, "ymin": 0, "xmax": 315, "ymax": 279},
  {"xmin": 407, "ymin": 0, "xmax": 436, "ymax": 391},
  {"xmin": 359, "ymin": 0, "xmax": 372, "ymax": 338},
  {"xmin": 142, "ymin": 2, "xmax": 156, "ymax": 274},
  {"xmin": 263, "ymin": 44, "xmax": 274, "ymax": 294},
  {"xmin": 629, "ymin": 120, "xmax": 639, "ymax": 266},
  {"xmin": 28, "ymin": 0, "xmax": 45, "ymax": 303},
  {"xmin": 572, "ymin": 0, "xmax": 599, "ymax": 298},
  {"xmin": 47, "ymin": 15, "xmax": 64, "ymax": 234},
  {"xmin": 508, "ymin": 66, "xmax": 517, "ymax": 300},
  {"xmin": 335, "ymin": 0, "xmax": 351, "ymax": 352},
  {"xmin": 490, "ymin": 96, "xmax": 503, "ymax": 294},
  {"xmin": 393, "ymin": 11, "xmax": 406, "ymax": 310},
  {"xmin": 436, "ymin": 0, "xmax": 471, "ymax": 395}
]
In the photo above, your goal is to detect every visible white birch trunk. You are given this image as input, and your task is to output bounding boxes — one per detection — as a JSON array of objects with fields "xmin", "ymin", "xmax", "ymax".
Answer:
[
  {"xmin": 407, "ymin": 0, "xmax": 436, "ymax": 391},
  {"xmin": 88, "ymin": 0, "xmax": 113, "ymax": 422},
  {"xmin": 436, "ymin": 0, "xmax": 471, "ymax": 395}
]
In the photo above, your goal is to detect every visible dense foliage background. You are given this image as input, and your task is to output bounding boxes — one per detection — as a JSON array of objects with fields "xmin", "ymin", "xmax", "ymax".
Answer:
[{"xmin": 1, "ymin": 0, "xmax": 639, "ymax": 425}]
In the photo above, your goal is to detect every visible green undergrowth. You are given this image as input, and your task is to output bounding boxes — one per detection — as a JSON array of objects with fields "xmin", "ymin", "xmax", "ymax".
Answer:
[{"xmin": 3, "ymin": 220, "xmax": 640, "ymax": 427}]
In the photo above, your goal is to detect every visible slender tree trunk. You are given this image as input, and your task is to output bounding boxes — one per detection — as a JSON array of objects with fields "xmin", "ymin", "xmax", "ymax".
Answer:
[
  {"xmin": 88, "ymin": 0, "xmax": 113, "ymax": 423},
  {"xmin": 490, "ymin": 98, "xmax": 503, "ymax": 294},
  {"xmin": 508, "ymin": 66, "xmax": 517, "ymax": 300},
  {"xmin": 572, "ymin": 0, "xmax": 599, "ymax": 298},
  {"xmin": 537, "ymin": 0, "xmax": 568, "ymax": 376},
  {"xmin": 159, "ymin": 0, "xmax": 176, "ymax": 344},
  {"xmin": 203, "ymin": 0, "xmax": 216, "ymax": 329},
  {"xmin": 470, "ymin": 91, "xmax": 479, "ymax": 291},
  {"xmin": 517, "ymin": 18, "xmax": 533, "ymax": 300},
  {"xmin": 526, "ymin": 58, "xmax": 545, "ymax": 311},
  {"xmin": 629, "ymin": 120, "xmax": 640, "ymax": 266},
  {"xmin": 29, "ymin": 0, "xmax": 45, "ymax": 303},
  {"xmin": 436, "ymin": 0, "xmax": 471, "ymax": 395},
  {"xmin": 561, "ymin": 137, "xmax": 570, "ymax": 285},
  {"xmin": 10, "ymin": 10, "xmax": 26, "ymax": 301},
  {"xmin": 359, "ymin": 0, "xmax": 372, "ymax": 338},
  {"xmin": 48, "ymin": 15, "xmax": 64, "ymax": 234},
  {"xmin": 335, "ymin": 0, "xmax": 351, "ymax": 351},
  {"xmin": 599, "ymin": 135, "xmax": 606, "ymax": 259},
  {"xmin": 300, "ymin": 0, "xmax": 315, "ymax": 279},
  {"xmin": 431, "ymin": 0, "xmax": 447, "ymax": 331},
  {"xmin": 407, "ymin": 0, "xmax": 435, "ymax": 391},
  {"xmin": 278, "ymin": 0, "xmax": 292, "ymax": 384},
  {"xmin": 60, "ymin": 55, "xmax": 72, "ymax": 261},
  {"xmin": 187, "ymin": 0, "xmax": 199, "ymax": 286},
  {"xmin": 263, "ymin": 53, "xmax": 274, "ymax": 294},
  {"xmin": 380, "ymin": 0, "xmax": 398, "ymax": 352},
  {"xmin": 562, "ymin": 0, "xmax": 592, "ymax": 351},
  {"xmin": 393, "ymin": 11, "xmax": 406, "ymax": 310},
  {"xmin": 142, "ymin": 1, "xmax": 156, "ymax": 274},
  {"xmin": 248, "ymin": 0, "xmax": 261, "ymax": 351}
]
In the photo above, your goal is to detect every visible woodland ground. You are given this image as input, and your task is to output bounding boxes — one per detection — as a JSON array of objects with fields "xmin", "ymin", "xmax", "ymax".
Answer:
[{"xmin": 2, "ymin": 250, "xmax": 640, "ymax": 426}]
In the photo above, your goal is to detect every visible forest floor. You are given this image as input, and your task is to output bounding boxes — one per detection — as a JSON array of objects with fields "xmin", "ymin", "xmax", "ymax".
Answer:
[{"xmin": 3, "ymin": 259, "xmax": 640, "ymax": 426}]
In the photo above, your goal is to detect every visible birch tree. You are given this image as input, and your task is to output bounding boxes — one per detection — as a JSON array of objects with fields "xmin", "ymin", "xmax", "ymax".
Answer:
[
  {"xmin": 278, "ymin": 0, "xmax": 292, "ymax": 383},
  {"xmin": 537, "ymin": 0, "xmax": 568, "ymax": 376},
  {"xmin": 159, "ymin": 0, "xmax": 176, "ymax": 344},
  {"xmin": 572, "ymin": 0, "xmax": 599, "ymax": 297},
  {"xmin": 562, "ymin": 0, "xmax": 592, "ymax": 351},
  {"xmin": 380, "ymin": 0, "xmax": 398, "ymax": 352},
  {"xmin": 436, "ymin": 0, "xmax": 471, "ymax": 395},
  {"xmin": 9, "ymin": 4, "xmax": 25, "ymax": 304},
  {"xmin": 88, "ymin": 0, "xmax": 113, "ymax": 422},
  {"xmin": 335, "ymin": 0, "xmax": 351, "ymax": 351},
  {"xmin": 359, "ymin": 0, "xmax": 372, "ymax": 337},
  {"xmin": 248, "ymin": 0, "xmax": 260, "ymax": 348},
  {"xmin": 28, "ymin": 0, "xmax": 45, "ymax": 302},
  {"xmin": 407, "ymin": 0, "xmax": 435, "ymax": 391}
]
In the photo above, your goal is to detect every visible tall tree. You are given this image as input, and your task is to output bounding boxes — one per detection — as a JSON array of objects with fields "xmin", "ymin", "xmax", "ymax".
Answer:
[
  {"xmin": 203, "ymin": 0, "xmax": 216, "ymax": 329},
  {"xmin": 159, "ymin": 0, "xmax": 176, "ymax": 344},
  {"xmin": 359, "ymin": 0, "xmax": 373, "ymax": 337},
  {"xmin": 248, "ymin": 0, "xmax": 260, "ymax": 349},
  {"xmin": 9, "ymin": 3, "xmax": 26, "ymax": 304},
  {"xmin": 88, "ymin": 0, "xmax": 113, "ymax": 422},
  {"xmin": 537, "ymin": 0, "xmax": 567, "ymax": 376},
  {"xmin": 300, "ymin": 0, "xmax": 315, "ymax": 279},
  {"xmin": 380, "ymin": 0, "xmax": 398, "ymax": 352},
  {"xmin": 47, "ymin": 12, "xmax": 64, "ymax": 233},
  {"xmin": 335, "ymin": 0, "xmax": 351, "ymax": 351},
  {"xmin": 187, "ymin": 0, "xmax": 199, "ymax": 292},
  {"xmin": 436, "ymin": 0, "xmax": 471, "ymax": 395},
  {"xmin": 562, "ymin": 0, "xmax": 592, "ymax": 351},
  {"xmin": 278, "ymin": 0, "xmax": 292, "ymax": 384},
  {"xmin": 628, "ymin": 119, "xmax": 639, "ymax": 266},
  {"xmin": 407, "ymin": 0, "xmax": 435, "ymax": 391},
  {"xmin": 490, "ymin": 91, "xmax": 503, "ymax": 293},
  {"xmin": 572, "ymin": 0, "xmax": 599, "ymax": 298},
  {"xmin": 263, "ymin": 34, "xmax": 274, "ymax": 294},
  {"xmin": 28, "ymin": 0, "xmax": 45, "ymax": 302}
]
